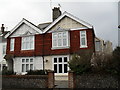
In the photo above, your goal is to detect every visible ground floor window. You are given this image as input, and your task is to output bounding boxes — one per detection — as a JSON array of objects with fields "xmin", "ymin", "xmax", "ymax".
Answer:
[
  {"xmin": 53, "ymin": 56, "xmax": 69, "ymax": 74},
  {"xmin": 21, "ymin": 58, "xmax": 34, "ymax": 72}
]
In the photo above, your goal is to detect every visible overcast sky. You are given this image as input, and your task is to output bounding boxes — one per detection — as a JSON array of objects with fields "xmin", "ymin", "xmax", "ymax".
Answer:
[{"xmin": 0, "ymin": 0, "xmax": 119, "ymax": 49}]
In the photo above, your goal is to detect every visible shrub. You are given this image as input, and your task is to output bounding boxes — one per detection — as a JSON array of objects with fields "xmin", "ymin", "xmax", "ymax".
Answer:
[
  {"xmin": 2, "ymin": 69, "xmax": 16, "ymax": 75},
  {"xmin": 26, "ymin": 70, "xmax": 48, "ymax": 75},
  {"xmin": 68, "ymin": 54, "xmax": 91, "ymax": 75}
]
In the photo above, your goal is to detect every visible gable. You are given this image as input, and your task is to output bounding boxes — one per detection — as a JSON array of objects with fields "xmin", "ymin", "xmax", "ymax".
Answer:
[
  {"xmin": 49, "ymin": 16, "xmax": 86, "ymax": 32},
  {"xmin": 10, "ymin": 23, "xmax": 40, "ymax": 37},
  {"xmin": 43, "ymin": 12, "xmax": 93, "ymax": 33}
]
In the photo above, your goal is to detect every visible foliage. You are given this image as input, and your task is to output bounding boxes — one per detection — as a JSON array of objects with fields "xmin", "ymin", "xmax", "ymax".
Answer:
[
  {"xmin": 26, "ymin": 70, "xmax": 48, "ymax": 75},
  {"xmin": 92, "ymin": 46, "xmax": 120, "ymax": 75},
  {"xmin": 68, "ymin": 54, "xmax": 91, "ymax": 75},
  {"xmin": 2, "ymin": 69, "xmax": 16, "ymax": 75}
]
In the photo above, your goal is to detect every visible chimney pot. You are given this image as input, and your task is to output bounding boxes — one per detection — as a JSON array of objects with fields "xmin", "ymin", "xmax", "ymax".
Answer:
[{"xmin": 1, "ymin": 24, "xmax": 5, "ymax": 34}]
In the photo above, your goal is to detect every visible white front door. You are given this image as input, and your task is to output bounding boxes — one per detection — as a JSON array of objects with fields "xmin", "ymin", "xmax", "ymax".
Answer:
[{"xmin": 52, "ymin": 56, "xmax": 69, "ymax": 75}]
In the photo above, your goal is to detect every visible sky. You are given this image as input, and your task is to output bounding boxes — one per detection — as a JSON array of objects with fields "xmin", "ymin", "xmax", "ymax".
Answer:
[{"xmin": 0, "ymin": 0, "xmax": 119, "ymax": 49}]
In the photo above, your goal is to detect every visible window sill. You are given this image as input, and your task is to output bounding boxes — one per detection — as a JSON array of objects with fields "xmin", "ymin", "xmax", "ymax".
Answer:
[
  {"xmin": 80, "ymin": 46, "xmax": 88, "ymax": 48},
  {"xmin": 21, "ymin": 49, "xmax": 34, "ymax": 51},
  {"xmin": 51, "ymin": 46, "xmax": 70, "ymax": 50}
]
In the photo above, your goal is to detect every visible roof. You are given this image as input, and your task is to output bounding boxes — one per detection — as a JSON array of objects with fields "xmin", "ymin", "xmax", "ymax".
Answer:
[
  {"xmin": 38, "ymin": 22, "xmax": 51, "ymax": 30},
  {"xmin": 5, "ymin": 18, "xmax": 42, "ymax": 38},
  {"xmin": 43, "ymin": 11, "xmax": 93, "ymax": 33}
]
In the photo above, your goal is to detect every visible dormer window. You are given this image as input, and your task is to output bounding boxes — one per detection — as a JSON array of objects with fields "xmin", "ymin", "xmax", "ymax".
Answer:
[
  {"xmin": 52, "ymin": 31, "xmax": 69, "ymax": 49},
  {"xmin": 21, "ymin": 36, "xmax": 34, "ymax": 50}
]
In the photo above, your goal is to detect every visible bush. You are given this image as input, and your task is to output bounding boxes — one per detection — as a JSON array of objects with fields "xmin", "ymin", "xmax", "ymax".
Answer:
[
  {"xmin": 26, "ymin": 70, "xmax": 48, "ymax": 75},
  {"xmin": 2, "ymin": 69, "xmax": 16, "ymax": 75},
  {"xmin": 68, "ymin": 54, "xmax": 91, "ymax": 75}
]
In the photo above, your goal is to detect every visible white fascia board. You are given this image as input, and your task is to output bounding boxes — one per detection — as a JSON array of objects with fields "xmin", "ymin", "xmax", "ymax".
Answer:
[
  {"xmin": 5, "ymin": 19, "xmax": 42, "ymax": 38},
  {"xmin": 43, "ymin": 11, "xmax": 93, "ymax": 33}
]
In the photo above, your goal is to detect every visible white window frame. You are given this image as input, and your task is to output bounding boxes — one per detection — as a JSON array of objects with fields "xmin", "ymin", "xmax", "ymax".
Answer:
[
  {"xmin": 52, "ymin": 31, "xmax": 69, "ymax": 49},
  {"xmin": 80, "ymin": 31, "xmax": 87, "ymax": 48},
  {"xmin": 10, "ymin": 38, "xmax": 15, "ymax": 51},
  {"xmin": 21, "ymin": 35, "xmax": 34, "ymax": 50},
  {"xmin": 21, "ymin": 58, "xmax": 34, "ymax": 72},
  {"xmin": 52, "ymin": 55, "xmax": 69, "ymax": 75},
  {"xmin": 2, "ymin": 44, "xmax": 6, "ymax": 55}
]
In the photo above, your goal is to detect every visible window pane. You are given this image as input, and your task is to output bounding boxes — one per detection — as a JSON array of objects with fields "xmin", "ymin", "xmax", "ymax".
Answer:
[
  {"xmin": 58, "ymin": 39, "xmax": 62, "ymax": 46},
  {"xmin": 30, "ymin": 59, "xmax": 33, "ymax": 62},
  {"xmin": 53, "ymin": 39, "xmax": 57, "ymax": 46},
  {"xmin": 58, "ymin": 33, "xmax": 62, "ymax": 38},
  {"xmin": 54, "ymin": 58, "xmax": 57, "ymax": 63},
  {"xmin": 54, "ymin": 64, "xmax": 57, "ymax": 73},
  {"xmin": 59, "ymin": 57, "xmax": 62, "ymax": 62},
  {"xmin": 81, "ymin": 31, "xmax": 85, "ymax": 35},
  {"xmin": 22, "ymin": 64, "xmax": 25, "ymax": 72},
  {"xmin": 95, "ymin": 41, "xmax": 101, "ymax": 51},
  {"xmin": 26, "ymin": 59, "xmax": 29, "ymax": 62},
  {"xmin": 26, "ymin": 64, "xmax": 29, "ymax": 71},
  {"xmin": 63, "ymin": 32, "xmax": 67, "ymax": 37},
  {"xmin": 64, "ymin": 64, "xmax": 67, "ymax": 73},
  {"xmin": 64, "ymin": 57, "xmax": 67, "ymax": 62},
  {"xmin": 81, "ymin": 38, "xmax": 85, "ymax": 45},
  {"xmin": 59, "ymin": 64, "xmax": 62, "ymax": 73},
  {"xmin": 30, "ymin": 64, "xmax": 33, "ymax": 70},
  {"xmin": 53, "ymin": 33, "xmax": 57, "ymax": 38},
  {"xmin": 63, "ymin": 39, "xmax": 67, "ymax": 46},
  {"xmin": 22, "ymin": 59, "xmax": 25, "ymax": 62}
]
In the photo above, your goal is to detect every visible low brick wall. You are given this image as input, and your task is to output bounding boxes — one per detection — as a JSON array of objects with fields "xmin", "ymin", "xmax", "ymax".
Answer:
[
  {"xmin": 2, "ymin": 71, "xmax": 54, "ymax": 89},
  {"xmin": 68, "ymin": 72, "xmax": 119, "ymax": 88}
]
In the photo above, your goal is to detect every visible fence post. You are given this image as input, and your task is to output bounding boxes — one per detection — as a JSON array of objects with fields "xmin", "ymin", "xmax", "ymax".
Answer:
[
  {"xmin": 48, "ymin": 70, "xmax": 54, "ymax": 88},
  {"xmin": 68, "ymin": 71, "xmax": 76, "ymax": 88}
]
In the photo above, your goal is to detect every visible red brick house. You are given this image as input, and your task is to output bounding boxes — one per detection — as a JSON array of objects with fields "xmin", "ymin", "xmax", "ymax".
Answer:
[{"xmin": 5, "ymin": 8, "xmax": 95, "ymax": 75}]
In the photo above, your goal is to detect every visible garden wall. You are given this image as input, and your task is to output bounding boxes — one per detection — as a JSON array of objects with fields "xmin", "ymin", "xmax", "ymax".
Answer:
[
  {"xmin": 69, "ymin": 72, "xmax": 119, "ymax": 88},
  {"xmin": 2, "ymin": 71, "xmax": 54, "ymax": 89}
]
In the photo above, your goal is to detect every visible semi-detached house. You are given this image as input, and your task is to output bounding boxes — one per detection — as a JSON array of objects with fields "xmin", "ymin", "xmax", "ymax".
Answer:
[{"xmin": 5, "ymin": 8, "xmax": 95, "ymax": 75}]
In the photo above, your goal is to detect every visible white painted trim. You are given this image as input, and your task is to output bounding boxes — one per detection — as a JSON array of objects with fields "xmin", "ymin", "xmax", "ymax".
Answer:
[
  {"xmin": 21, "ymin": 35, "xmax": 35, "ymax": 50},
  {"xmin": 52, "ymin": 31, "xmax": 70, "ymax": 49},
  {"xmin": 21, "ymin": 57, "xmax": 34, "ymax": 73},
  {"xmin": 5, "ymin": 18, "xmax": 42, "ymax": 38},
  {"xmin": 43, "ymin": 11, "xmax": 93, "ymax": 33},
  {"xmin": 70, "ymin": 27, "xmax": 88, "ymax": 31},
  {"xmin": 80, "ymin": 31, "xmax": 88, "ymax": 48},
  {"xmin": 52, "ymin": 55, "xmax": 69, "ymax": 75}
]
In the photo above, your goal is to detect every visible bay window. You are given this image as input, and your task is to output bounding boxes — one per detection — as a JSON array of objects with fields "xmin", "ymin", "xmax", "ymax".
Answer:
[
  {"xmin": 52, "ymin": 31, "xmax": 69, "ymax": 49},
  {"xmin": 21, "ymin": 36, "xmax": 34, "ymax": 50}
]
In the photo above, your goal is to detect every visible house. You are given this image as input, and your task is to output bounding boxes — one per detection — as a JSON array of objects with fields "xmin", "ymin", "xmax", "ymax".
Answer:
[
  {"xmin": 5, "ymin": 7, "xmax": 95, "ymax": 75},
  {"xmin": 0, "ymin": 24, "xmax": 8, "ymax": 71},
  {"xmin": 95, "ymin": 37, "xmax": 113, "ymax": 54}
]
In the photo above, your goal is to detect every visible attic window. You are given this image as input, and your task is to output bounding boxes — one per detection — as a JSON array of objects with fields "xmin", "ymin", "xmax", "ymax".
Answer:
[
  {"xmin": 21, "ymin": 36, "xmax": 34, "ymax": 50},
  {"xmin": 52, "ymin": 31, "xmax": 69, "ymax": 49}
]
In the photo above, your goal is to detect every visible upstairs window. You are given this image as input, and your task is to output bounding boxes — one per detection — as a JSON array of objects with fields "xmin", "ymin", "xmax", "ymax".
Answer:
[
  {"xmin": 80, "ymin": 31, "xmax": 87, "ymax": 48},
  {"xmin": 95, "ymin": 41, "xmax": 101, "ymax": 51},
  {"xmin": 52, "ymin": 31, "xmax": 69, "ymax": 49},
  {"xmin": 10, "ymin": 38, "xmax": 15, "ymax": 51},
  {"xmin": 21, "ymin": 36, "xmax": 34, "ymax": 50},
  {"xmin": 2, "ymin": 44, "xmax": 6, "ymax": 55}
]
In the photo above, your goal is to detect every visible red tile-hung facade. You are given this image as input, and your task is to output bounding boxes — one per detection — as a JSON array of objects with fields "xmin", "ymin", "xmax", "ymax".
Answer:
[
  {"xmin": 6, "ymin": 29, "xmax": 95, "ymax": 57},
  {"xmin": 5, "ymin": 10, "xmax": 96, "ymax": 73}
]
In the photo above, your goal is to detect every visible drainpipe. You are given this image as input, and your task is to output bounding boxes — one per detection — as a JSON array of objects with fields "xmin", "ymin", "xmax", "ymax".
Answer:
[{"xmin": 42, "ymin": 34, "xmax": 45, "ymax": 70}]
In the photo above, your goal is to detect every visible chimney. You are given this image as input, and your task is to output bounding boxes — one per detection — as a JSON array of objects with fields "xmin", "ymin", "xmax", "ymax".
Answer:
[
  {"xmin": 1, "ymin": 24, "xmax": 5, "ymax": 34},
  {"xmin": 52, "ymin": 7, "xmax": 61, "ymax": 21}
]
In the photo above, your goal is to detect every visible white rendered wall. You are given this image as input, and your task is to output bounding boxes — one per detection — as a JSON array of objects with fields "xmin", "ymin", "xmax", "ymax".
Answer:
[{"xmin": 13, "ymin": 56, "xmax": 43, "ymax": 74}]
